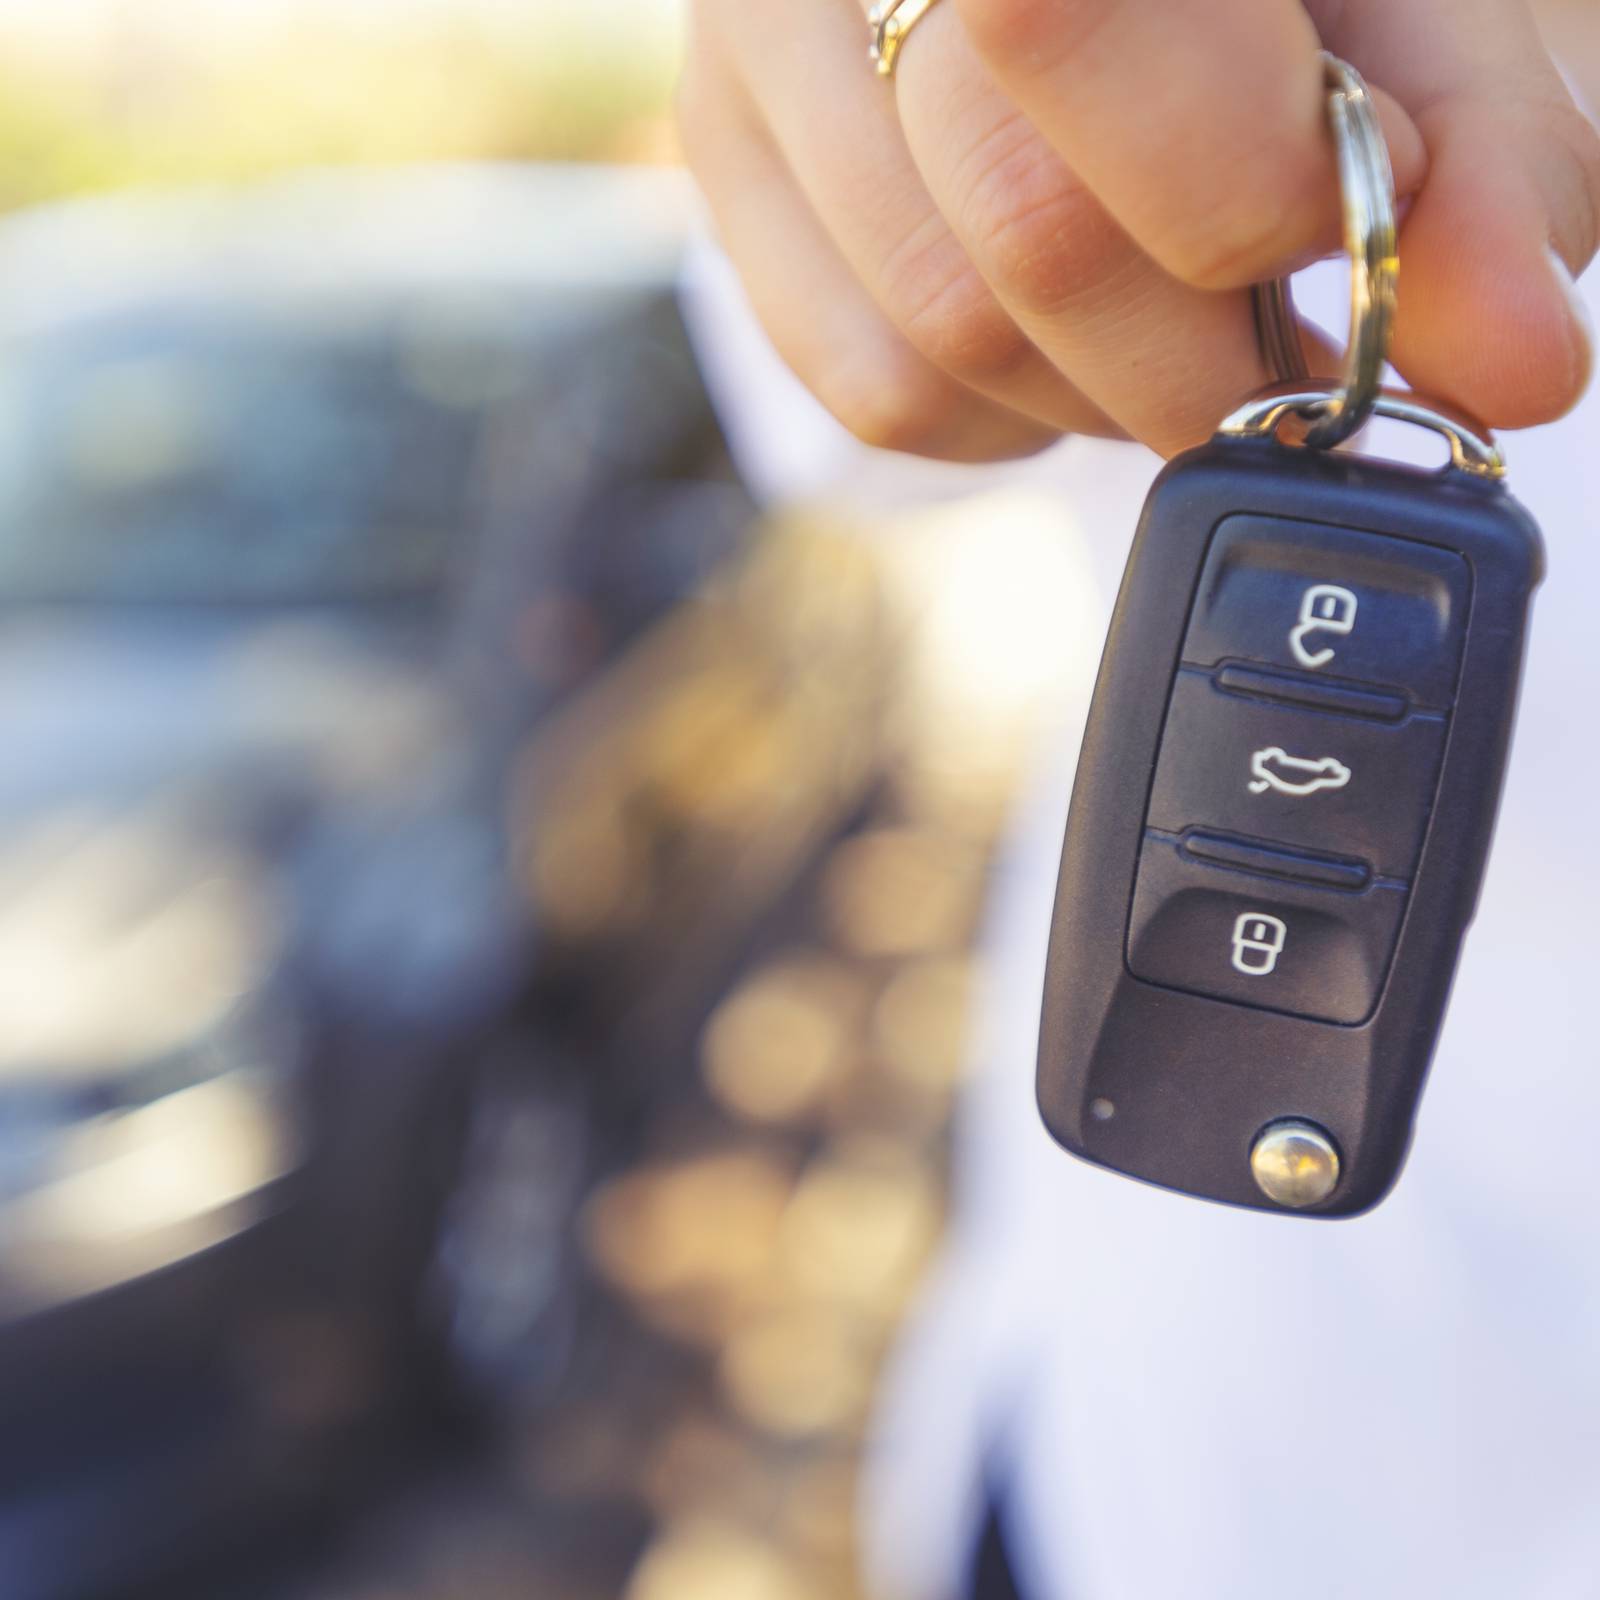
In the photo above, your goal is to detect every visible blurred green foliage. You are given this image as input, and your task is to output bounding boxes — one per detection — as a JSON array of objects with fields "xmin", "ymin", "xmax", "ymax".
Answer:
[
  {"xmin": 0, "ymin": 73, "xmax": 122, "ymax": 209},
  {"xmin": 0, "ymin": 11, "xmax": 680, "ymax": 212}
]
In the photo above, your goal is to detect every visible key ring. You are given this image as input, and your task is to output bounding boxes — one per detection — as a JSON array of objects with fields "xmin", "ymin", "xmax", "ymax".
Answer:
[
  {"xmin": 1251, "ymin": 53, "xmax": 1397, "ymax": 448},
  {"xmin": 1219, "ymin": 381, "xmax": 1507, "ymax": 477},
  {"xmin": 1243, "ymin": 53, "xmax": 1506, "ymax": 477}
]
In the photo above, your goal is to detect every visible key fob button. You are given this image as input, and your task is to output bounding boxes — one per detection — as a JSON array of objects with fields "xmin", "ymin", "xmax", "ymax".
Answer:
[
  {"xmin": 1147, "ymin": 669, "xmax": 1447, "ymax": 879},
  {"xmin": 1126, "ymin": 835, "xmax": 1407, "ymax": 1024},
  {"xmin": 1183, "ymin": 515, "xmax": 1471, "ymax": 709}
]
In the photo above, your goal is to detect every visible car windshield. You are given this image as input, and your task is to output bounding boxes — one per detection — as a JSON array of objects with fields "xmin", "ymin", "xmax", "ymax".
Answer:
[{"xmin": 0, "ymin": 297, "xmax": 534, "ymax": 606}]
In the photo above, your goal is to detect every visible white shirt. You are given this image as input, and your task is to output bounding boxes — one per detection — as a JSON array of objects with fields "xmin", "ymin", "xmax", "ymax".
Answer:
[{"xmin": 684, "ymin": 230, "xmax": 1600, "ymax": 1600}]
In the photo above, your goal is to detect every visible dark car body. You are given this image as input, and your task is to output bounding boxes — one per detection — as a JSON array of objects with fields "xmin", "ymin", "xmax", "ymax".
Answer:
[{"xmin": 0, "ymin": 165, "xmax": 789, "ymax": 1598}]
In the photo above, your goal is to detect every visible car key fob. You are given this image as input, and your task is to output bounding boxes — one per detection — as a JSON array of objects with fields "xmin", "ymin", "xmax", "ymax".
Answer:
[{"xmin": 1035, "ymin": 410, "xmax": 1543, "ymax": 1216}]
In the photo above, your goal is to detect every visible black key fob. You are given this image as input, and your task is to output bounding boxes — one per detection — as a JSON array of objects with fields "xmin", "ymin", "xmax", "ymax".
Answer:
[{"xmin": 1036, "ymin": 414, "xmax": 1543, "ymax": 1216}]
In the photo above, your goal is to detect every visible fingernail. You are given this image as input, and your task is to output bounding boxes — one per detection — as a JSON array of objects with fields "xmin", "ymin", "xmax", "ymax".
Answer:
[{"xmin": 1549, "ymin": 244, "xmax": 1594, "ymax": 393}]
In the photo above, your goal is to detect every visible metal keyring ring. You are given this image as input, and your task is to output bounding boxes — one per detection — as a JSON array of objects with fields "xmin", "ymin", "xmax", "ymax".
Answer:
[
  {"xmin": 1218, "ymin": 380, "xmax": 1507, "ymax": 478},
  {"xmin": 1251, "ymin": 53, "xmax": 1397, "ymax": 449}
]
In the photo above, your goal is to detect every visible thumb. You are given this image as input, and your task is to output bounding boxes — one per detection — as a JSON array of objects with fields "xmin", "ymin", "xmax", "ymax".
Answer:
[
  {"xmin": 1395, "ymin": 91, "xmax": 1600, "ymax": 426},
  {"xmin": 1333, "ymin": 2, "xmax": 1600, "ymax": 427}
]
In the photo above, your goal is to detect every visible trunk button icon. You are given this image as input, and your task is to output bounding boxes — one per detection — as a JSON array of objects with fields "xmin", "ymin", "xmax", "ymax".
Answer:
[{"xmin": 1248, "ymin": 746, "xmax": 1353, "ymax": 797}]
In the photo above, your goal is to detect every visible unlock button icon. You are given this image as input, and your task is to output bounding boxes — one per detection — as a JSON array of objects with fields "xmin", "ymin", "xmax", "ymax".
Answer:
[{"xmin": 1290, "ymin": 583, "xmax": 1358, "ymax": 669}]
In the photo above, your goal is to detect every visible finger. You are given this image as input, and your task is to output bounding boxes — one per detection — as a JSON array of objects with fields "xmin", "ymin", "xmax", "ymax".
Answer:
[
  {"xmin": 1394, "ymin": 104, "xmax": 1597, "ymax": 425},
  {"xmin": 707, "ymin": 0, "xmax": 1121, "ymax": 438},
  {"xmin": 888, "ymin": 2, "xmax": 1274, "ymax": 455},
  {"xmin": 678, "ymin": 50, "xmax": 1065, "ymax": 459},
  {"xmin": 952, "ymin": 0, "xmax": 1429, "ymax": 290},
  {"xmin": 1323, "ymin": 0, "xmax": 1600, "ymax": 425}
]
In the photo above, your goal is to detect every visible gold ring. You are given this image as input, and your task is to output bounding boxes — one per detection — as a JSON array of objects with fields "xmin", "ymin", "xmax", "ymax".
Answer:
[{"xmin": 868, "ymin": 0, "xmax": 941, "ymax": 78}]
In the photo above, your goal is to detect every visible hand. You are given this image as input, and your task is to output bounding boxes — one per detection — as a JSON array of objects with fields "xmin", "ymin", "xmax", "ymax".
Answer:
[{"xmin": 678, "ymin": 0, "xmax": 1600, "ymax": 460}]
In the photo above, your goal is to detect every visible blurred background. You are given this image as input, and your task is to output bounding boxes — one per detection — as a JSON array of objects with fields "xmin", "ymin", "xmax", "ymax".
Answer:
[{"xmin": 0, "ymin": 4, "xmax": 1093, "ymax": 1596}]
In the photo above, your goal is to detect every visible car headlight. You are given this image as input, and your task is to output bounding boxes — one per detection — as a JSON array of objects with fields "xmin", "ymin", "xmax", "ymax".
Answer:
[
  {"xmin": 0, "ymin": 998, "xmax": 303, "ymax": 1310},
  {"xmin": 0, "ymin": 811, "xmax": 303, "ymax": 1308}
]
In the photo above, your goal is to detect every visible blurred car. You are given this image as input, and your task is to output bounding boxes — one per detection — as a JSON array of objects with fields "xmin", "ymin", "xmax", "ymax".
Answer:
[{"xmin": 0, "ymin": 164, "xmax": 897, "ymax": 1600}]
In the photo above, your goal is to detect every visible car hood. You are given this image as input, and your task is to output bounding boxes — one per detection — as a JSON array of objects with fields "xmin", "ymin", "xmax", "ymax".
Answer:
[
  {"xmin": 0, "ymin": 608, "xmax": 458, "ymax": 825},
  {"xmin": 0, "ymin": 606, "xmax": 531, "ymax": 1063}
]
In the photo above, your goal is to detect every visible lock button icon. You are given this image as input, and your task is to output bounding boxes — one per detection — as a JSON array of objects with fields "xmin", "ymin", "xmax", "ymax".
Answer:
[{"xmin": 1231, "ymin": 912, "xmax": 1288, "ymax": 976}]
